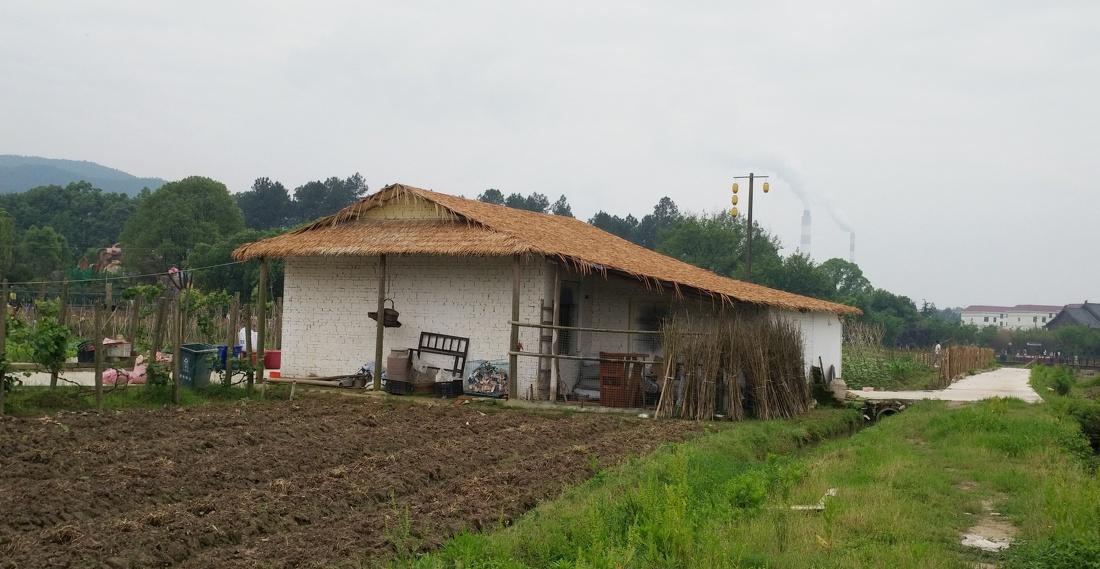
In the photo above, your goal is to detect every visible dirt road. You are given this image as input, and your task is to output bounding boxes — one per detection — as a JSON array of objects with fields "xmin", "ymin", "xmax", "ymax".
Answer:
[{"xmin": 0, "ymin": 396, "xmax": 699, "ymax": 568}]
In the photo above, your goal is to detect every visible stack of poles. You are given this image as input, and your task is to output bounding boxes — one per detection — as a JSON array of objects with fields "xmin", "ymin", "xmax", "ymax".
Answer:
[{"xmin": 656, "ymin": 312, "xmax": 810, "ymax": 421}]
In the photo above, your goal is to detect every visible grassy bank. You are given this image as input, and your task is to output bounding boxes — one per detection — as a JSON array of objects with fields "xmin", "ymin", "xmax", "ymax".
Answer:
[
  {"xmin": 403, "ymin": 395, "xmax": 1099, "ymax": 568},
  {"xmin": 842, "ymin": 349, "xmax": 939, "ymax": 391},
  {"xmin": 3, "ymin": 382, "xmax": 290, "ymax": 416}
]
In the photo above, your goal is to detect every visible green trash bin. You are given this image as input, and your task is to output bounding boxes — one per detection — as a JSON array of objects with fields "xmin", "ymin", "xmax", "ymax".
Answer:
[{"xmin": 179, "ymin": 343, "xmax": 218, "ymax": 389}]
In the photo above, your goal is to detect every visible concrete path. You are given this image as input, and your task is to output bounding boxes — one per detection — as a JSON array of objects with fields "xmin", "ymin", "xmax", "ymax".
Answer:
[{"xmin": 849, "ymin": 367, "xmax": 1042, "ymax": 403}]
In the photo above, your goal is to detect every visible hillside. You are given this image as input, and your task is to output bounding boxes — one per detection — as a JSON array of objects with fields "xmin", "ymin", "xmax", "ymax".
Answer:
[{"xmin": 0, "ymin": 155, "xmax": 165, "ymax": 196}]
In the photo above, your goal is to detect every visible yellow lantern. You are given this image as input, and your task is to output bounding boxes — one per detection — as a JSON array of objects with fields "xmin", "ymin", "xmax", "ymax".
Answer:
[
  {"xmin": 730, "ymin": 206, "xmax": 739, "ymax": 217},
  {"xmin": 730, "ymin": 195, "xmax": 739, "ymax": 206},
  {"xmin": 762, "ymin": 181, "xmax": 770, "ymax": 193},
  {"xmin": 731, "ymin": 182, "xmax": 739, "ymax": 194}
]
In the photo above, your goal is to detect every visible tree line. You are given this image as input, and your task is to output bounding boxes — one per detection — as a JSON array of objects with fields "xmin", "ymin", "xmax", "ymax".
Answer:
[{"xmin": 1, "ymin": 180, "xmax": 1095, "ymax": 355}]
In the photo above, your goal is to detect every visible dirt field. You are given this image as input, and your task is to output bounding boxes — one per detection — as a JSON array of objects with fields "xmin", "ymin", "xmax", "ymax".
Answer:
[{"xmin": 0, "ymin": 395, "xmax": 700, "ymax": 568}]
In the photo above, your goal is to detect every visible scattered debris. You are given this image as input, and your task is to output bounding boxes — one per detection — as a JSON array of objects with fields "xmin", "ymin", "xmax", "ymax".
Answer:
[
  {"xmin": 791, "ymin": 488, "xmax": 837, "ymax": 512},
  {"xmin": 961, "ymin": 499, "xmax": 1017, "ymax": 552}
]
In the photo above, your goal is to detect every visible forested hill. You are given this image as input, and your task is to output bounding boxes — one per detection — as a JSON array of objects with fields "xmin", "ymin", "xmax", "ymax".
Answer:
[{"xmin": 0, "ymin": 155, "xmax": 165, "ymax": 196}]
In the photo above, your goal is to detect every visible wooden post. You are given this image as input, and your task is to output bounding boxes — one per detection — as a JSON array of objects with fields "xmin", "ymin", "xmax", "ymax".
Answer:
[
  {"xmin": 127, "ymin": 297, "xmax": 142, "ymax": 365},
  {"xmin": 152, "ymin": 297, "xmax": 168, "ymax": 356},
  {"xmin": 93, "ymin": 303, "xmax": 104, "ymax": 411},
  {"xmin": 274, "ymin": 297, "xmax": 283, "ymax": 350},
  {"xmin": 256, "ymin": 258, "xmax": 268, "ymax": 388},
  {"xmin": 172, "ymin": 296, "xmax": 183, "ymax": 405},
  {"xmin": 244, "ymin": 303, "xmax": 254, "ymax": 392},
  {"xmin": 0, "ymin": 280, "xmax": 7, "ymax": 416},
  {"xmin": 105, "ymin": 282, "xmax": 113, "ymax": 309},
  {"xmin": 373, "ymin": 255, "xmax": 386, "ymax": 391},
  {"xmin": 508, "ymin": 255, "xmax": 520, "ymax": 399},
  {"xmin": 58, "ymin": 281, "xmax": 70, "ymax": 327},
  {"xmin": 550, "ymin": 264, "xmax": 561, "ymax": 402},
  {"xmin": 225, "ymin": 294, "xmax": 239, "ymax": 387}
]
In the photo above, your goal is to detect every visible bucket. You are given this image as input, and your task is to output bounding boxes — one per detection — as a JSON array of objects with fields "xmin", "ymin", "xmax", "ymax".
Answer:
[{"xmin": 263, "ymin": 350, "xmax": 281, "ymax": 370}]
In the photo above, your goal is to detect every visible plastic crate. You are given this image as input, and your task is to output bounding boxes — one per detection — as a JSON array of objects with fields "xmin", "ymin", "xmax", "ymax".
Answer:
[
  {"xmin": 385, "ymin": 380, "xmax": 415, "ymax": 396},
  {"xmin": 436, "ymin": 379, "xmax": 464, "ymax": 398}
]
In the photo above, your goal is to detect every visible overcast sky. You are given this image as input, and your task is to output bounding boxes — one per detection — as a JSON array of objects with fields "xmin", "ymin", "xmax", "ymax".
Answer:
[{"xmin": 2, "ymin": 1, "xmax": 1097, "ymax": 308}]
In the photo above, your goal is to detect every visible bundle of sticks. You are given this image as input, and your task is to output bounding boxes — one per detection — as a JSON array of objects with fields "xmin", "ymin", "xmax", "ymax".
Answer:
[{"xmin": 655, "ymin": 311, "xmax": 810, "ymax": 421}]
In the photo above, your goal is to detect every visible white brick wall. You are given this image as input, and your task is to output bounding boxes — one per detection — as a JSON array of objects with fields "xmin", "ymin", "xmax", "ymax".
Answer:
[{"xmin": 282, "ymin": 255, "xmax": 544, "ymax": 391}]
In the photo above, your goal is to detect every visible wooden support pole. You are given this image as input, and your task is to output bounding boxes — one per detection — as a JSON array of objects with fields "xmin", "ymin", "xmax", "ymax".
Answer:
[
  {"xmin": 244, "ymin": 303, "xmax": 254, "ymax": 392},
  {"xmin": 105, "ymin": 282, "xmax": 113, "ymax": 309},
  {"xmin": 550, "ymin": 264, "xmax": 561, "ymax": 402},
  {"xmin": 172, "ymin": 296, "xmax": 183, "ymax": 405},
  {"xmin": 93, "ymin": 303, "xmax": 104, "ymax": 411},
  {"xmin": 510, "ymin": 350, "xmax": 660, "ymax": 365},
  {"xmin": 58, "ymin": 281, "xmax": 70, "ymax": 327},
  {"xmin": 509, "ymin": 255, "xmax": 520, "ymax": 399},
  {"xmin": 274, "ymin": 297, "xmax": 283, "ymax": 350},
  {"xmin": 152, "ymin": 297, "xmax": 168, "ymax": 356},
  {"xmin": 373, "ymin": 255, "xmax": 386, "ymax": 391},
  {"xmin": 0, "ymin": 280, "xmax": 7, "ymax": 416},
  {"xmin": 225, "ymin": 293, "xmax": 239, "ymax": 387},
  {"xmin": 127, "ymin": 297, "xmax": 142, "ymax": 364},
  {"xmin": 256, "ymin": 258, "xmax": 269, "ymax": 387}
]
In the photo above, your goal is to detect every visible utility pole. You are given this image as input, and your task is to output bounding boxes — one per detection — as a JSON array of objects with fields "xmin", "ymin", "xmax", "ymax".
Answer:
[{"xmin": 731, "ymin": 172, "xmax": 770, "ymax": 279}]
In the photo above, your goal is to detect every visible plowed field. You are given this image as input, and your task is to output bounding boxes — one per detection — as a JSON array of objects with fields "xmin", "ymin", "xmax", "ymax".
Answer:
[{"xmin": 0, "ymin": 396, "xmax": 699, "ymax": 568}]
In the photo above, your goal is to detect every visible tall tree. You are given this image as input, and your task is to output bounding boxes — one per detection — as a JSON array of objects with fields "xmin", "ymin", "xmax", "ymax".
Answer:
[
  {"xmin": 818, "ymin": 258, "xmax": 872, "ymax": 302},
  {"xmin": 14, "ymin": 225, "xmax": 69, "ymax": 280},
  {"xmin": 550, "ymin": 195, "xmax": 574, "ymax": 217},
  {"xmin": 763, "ymin": 254, "xmax": 834, "ymax": 299},
  {"xmin": 290, "ymin": 173, "xmax": 368, "ymax": 223},
  {"xmin": 504, "ymin": 192, "xmax": 550, "ymax": 213},
  {"xmin": 0, "ymin": 208, "xmax": 13, "ymax": 277},
  {"xmin": 0, "ymin": 181, "xmax": 134, "ymax": 258},
  {"xmin": 589, "ymin": 211, "xmax": 640, "ymax": 243},
  {"xmin": 188, "ymin": 229, "xmax": 284, "ymax": 301},
  {"xmin": 120, "ymin": 176, "xmax": 244, "ymax": 273},
  {"xmin": 634, "ymin": 197, "xmax": 681, "ymax": 249},
  {"xmin": 477, "ymin": 189, "xmax": 505, "ymax": 205},
  {"xmin": 237, "ymin": 177, "xmax": 291, "ymax": 229}
]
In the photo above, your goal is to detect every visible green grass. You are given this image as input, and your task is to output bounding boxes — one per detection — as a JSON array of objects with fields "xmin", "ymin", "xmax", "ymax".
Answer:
[
  {"xmin": 842, "ymin": 350, "xmax": 939, "ymax": 391},
  {"xmin": 400, "ymin": 395, "xmax": 1099, "ymax": 568},
  {"xmin": 3, "ymin": 382, "xmax": 290, "ymax": 416}
]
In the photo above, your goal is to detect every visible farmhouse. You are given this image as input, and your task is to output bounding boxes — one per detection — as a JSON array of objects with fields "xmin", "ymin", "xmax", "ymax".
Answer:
[{"xmin": 234, "ymin": 184, "xmax": 859, "ymax": 405}]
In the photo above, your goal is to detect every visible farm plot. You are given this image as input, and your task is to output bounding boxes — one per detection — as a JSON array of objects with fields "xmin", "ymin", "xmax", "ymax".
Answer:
[{"xmin": 0, "ymin": 396, "xmax": 700, "ymax": 568}]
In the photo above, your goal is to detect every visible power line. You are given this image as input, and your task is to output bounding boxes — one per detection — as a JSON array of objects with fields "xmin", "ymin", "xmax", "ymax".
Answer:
[{"xmin": 3, "ymin": 260, "xmax": 248, "ymax": 287}]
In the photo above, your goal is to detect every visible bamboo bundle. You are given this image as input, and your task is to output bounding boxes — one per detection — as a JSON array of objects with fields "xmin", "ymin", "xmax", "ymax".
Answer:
[{"xmin": 657, "ymin": 311, "xmax": 809, "ymax": 421}]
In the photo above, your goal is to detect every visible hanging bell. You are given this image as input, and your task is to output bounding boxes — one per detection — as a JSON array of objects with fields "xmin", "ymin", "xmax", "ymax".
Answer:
[{"xmin": 762, "ymin": 181, "xmax": 770, "ymax": 193}]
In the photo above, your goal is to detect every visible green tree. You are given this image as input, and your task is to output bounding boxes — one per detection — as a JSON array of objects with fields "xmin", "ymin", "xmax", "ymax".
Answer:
[
  {"xmin": 21, "ymin": 300, "xmax": 72, "ymax": 388},
  {"xmin": 119, "ymin": 176, "xmax": 245, "ymax": 273},
  {"xmin": 290, "ymin": 173, "xmax": 368, "ymax": 223},
  {"xmin": 0, "ymin": 181, "xmax": 134, "ymax": 259},
  {"xmin": 14, "ymin": 225, "xmax": 69, "ymax": 280},
  {"xmin": 635, "ymin": 197, "xmax": 681, "ymax": 249},
  {"xmin": 188, "ymin": 229, "xmax": 285, "ymax": 301},
  {"xmin": 236, "ymin": 177, "xmax": 291, "ymax": 229},
  {"xmin": 551, "ymin": 195, "xmax": 574, "ymax": 217},
  {"xmin": 763, "ymin": 254, "xmax": 833, "ymax": 299},
  {"xmin": 504, "ymin": 192, "xmax": 550, "ymax": 213},
  {"xmin": 589, "ymin": 211, "xmax": 639, "ymax": 242},
  {"xmin": 818, "ymin": 258, "xmax": 872, "ymax": 302},
  {"xmin": 0, "ymin": 208, "xmax": 14, "ymax": 276},
  {"xmin": 477, "ymin": 189, "xmax": 505, "ymax": 205}
]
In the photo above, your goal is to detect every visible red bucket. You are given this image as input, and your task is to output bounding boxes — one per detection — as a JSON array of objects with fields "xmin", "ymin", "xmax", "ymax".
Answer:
[{"xmin": 263, "ymin": 349, "xmax": 282, "ymax": 370}]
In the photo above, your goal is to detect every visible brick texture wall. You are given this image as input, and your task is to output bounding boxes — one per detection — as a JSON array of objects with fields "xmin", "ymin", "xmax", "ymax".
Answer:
[{"xmin": 281, "ymin": 255, "xmax": 545, "ymax": 392}]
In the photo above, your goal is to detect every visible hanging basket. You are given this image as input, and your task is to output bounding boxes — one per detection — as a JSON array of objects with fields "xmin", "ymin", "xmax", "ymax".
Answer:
[{"xmin": 368, "ymin": 298, "xmax": 402, "ymax": 328}]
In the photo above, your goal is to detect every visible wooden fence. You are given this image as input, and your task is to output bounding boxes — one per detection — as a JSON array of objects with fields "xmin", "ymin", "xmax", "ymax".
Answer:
[{"xmin": 888, "ymin": 345, "xmax": 995, "ymax": 388}]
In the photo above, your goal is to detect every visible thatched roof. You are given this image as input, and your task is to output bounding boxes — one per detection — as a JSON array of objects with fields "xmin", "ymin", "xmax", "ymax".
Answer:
[{"xmin": 234, "ymin": 184, "xmax": 860, "ymax": 315}]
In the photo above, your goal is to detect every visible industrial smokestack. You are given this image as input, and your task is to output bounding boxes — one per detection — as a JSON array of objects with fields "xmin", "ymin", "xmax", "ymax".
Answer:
[
  {"xmin": 800, "ymin": 209, "xmax": 812, "ymax": 257},
  {"xmin": 849, "ymin": 232, "xmax": 856, "ymax": 263}
]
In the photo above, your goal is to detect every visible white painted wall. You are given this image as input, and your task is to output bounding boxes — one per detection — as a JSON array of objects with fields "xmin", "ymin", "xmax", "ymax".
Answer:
[{"xmin": 281, "ymin": 255, "xmax": 545, "ymax": 389}]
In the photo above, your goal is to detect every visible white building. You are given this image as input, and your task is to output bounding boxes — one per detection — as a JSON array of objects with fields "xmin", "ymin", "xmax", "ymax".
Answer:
[
  {"xmin": 961, "ymin": 305, "xmax": 1062, "ymax": 330},
  {"xmin": 235, "ymin": 184, "xmax": 859, "ymax": 404}
]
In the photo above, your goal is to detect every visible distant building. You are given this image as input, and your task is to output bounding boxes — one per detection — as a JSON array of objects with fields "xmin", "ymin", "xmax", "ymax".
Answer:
[
  {"xmin": 1045, "ymin": 302, "xmax": 1100, "ymax": 330},
  {"xmin": 961, "ymin": 305, "xmax": 1063, "ymax": 330}
]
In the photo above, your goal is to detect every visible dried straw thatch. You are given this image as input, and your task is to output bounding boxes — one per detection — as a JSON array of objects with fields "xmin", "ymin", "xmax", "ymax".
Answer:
[{"xmin": 234, "ymin": 184, "xmax": 860, "ymax": 315}]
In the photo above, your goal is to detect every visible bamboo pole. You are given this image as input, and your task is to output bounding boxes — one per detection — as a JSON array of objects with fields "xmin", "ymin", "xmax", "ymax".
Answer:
[
  {"xmin": 509, "ymin": 350, "xmax": 661, "ymax": 365},
  {"xmin": 509, "ymin": 255, "xmax": 520, "ymax": 399},
  {"xmin": 373, "ymin": 255, "xmax": 386, "ymax": 391},
  {"xmin": 172, "ymin": 297, "xmax": 183, "ymax": 405},
  {"xmin": 256, "ymin": 258, "xmax": 269, "ymax": 387},
  {"xmin": 244, "ymin": 303, "xmax": 254, "ymax": 392},
  {"xmin": 0, "ymin": 280, "xmax": 7, "ymax": 416},
  {"xmin": 152, "ymin": 297, "xmax": 168, "ymax": 355},
  {"xmin": 508, "ymin": 321, "xmax": 701, "ymax": 335},
  {"xmin": 58, "ymin": 281, "xmax": 70, "ymax": 328},
  {"xmin": 93, "ymin": 304, "xmax": 104, "ymax": 411},
  {"xmin": 225, "ymin": 294, "xmax": 239, "ymax": 387},
  {"xmin": 550, "ymin": 265, "xmax": 561, "ymax": 402},
  {"xmin": 127, "ymin": 297, "xmax": 142, "ymax": 364}
]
